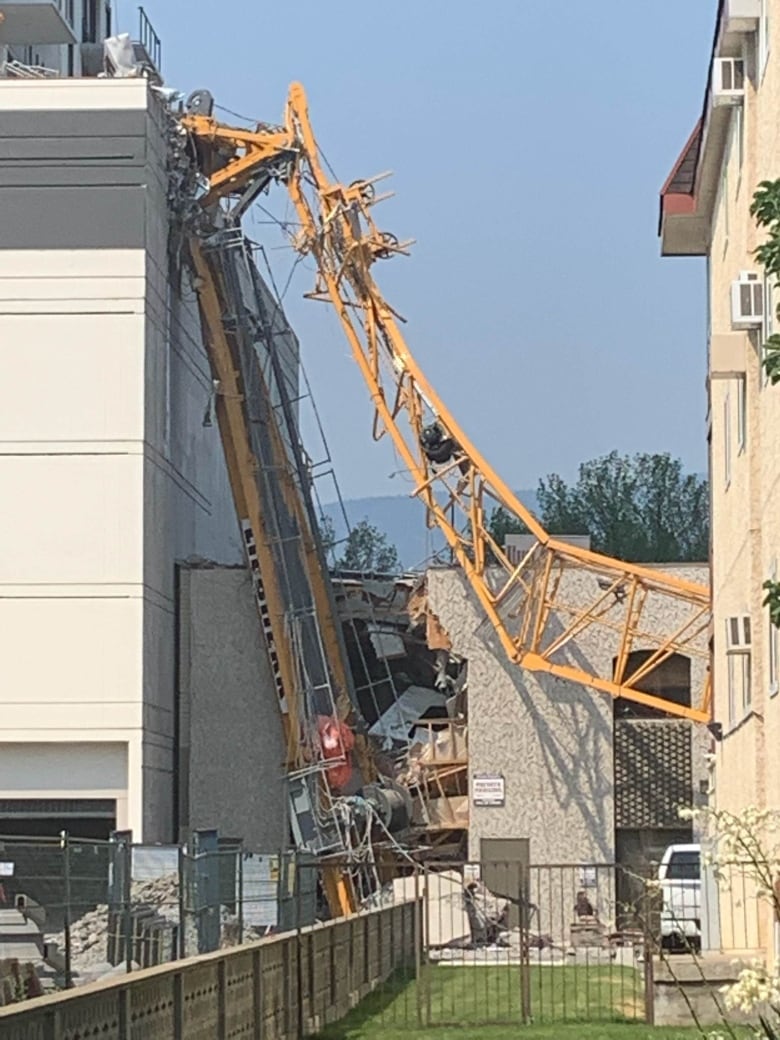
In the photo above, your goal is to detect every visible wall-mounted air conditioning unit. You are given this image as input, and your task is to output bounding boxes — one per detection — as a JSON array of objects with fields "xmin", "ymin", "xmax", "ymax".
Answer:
[
  {"xmin": 731, "ymin": 272, "xmax": 764, "ymax": 329},
  {"xmin": 713, "ymin": 57, "xmax": 746, "ymax": 106},
  {"xmin": 726, "ymin": 614, "xmax": 752, "ymax": 650}
]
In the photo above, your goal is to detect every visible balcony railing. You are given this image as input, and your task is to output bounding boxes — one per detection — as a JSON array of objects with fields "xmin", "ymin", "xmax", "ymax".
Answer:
[{"xmin": 136, "ymin": 6, "xmax": 161, "ymax": 74}]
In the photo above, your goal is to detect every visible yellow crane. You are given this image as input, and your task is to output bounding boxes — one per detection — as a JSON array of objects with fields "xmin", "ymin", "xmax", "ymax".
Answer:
[{"xmin": 181, "ymin": 82, "xmax": 712, "ymax": 727}]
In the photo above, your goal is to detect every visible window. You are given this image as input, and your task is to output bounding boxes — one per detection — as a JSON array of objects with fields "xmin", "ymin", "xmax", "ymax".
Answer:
[
  {"xmin": 666, "ymin": 851, "xmax": 701, "ymax": 882},
  {"xmin": 728, "ymin": 651, "xmax": 752, "ymax": 723},
  {"xmin": 82, "ymin": 0, "xmax": 99, "ymax": 43},
  {"xmin": 760, "ymin": 0, "xmax": 770, "ymax": 81},
  {"xmin": 726, "ymin": 615, "xmax": 752, "ymax": 724},
  {"xmin": 724, "ymin": 391, "xmax": 732, "ymax": 487},
  {"xmin": 736, "ymin": 375, "xmax": 747, "ymax": 452}
]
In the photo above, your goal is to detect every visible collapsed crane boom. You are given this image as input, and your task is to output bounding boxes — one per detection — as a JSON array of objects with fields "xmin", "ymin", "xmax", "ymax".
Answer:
[{"xmin": 182, "ymin": 83, "xmax": 712, "ymax": 725}]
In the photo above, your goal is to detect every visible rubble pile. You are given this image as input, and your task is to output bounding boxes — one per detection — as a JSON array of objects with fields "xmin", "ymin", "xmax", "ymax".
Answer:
[
  {"xmin": 45, "ymin": 874, "xmax": 269, "ymax": 983},
  {"xmin": 47, "ymin": 874, "xmax": 182, "ymax": 978}
]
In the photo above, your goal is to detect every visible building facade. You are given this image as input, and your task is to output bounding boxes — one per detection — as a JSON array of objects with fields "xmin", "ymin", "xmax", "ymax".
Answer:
[
  {"xmin": 660, "ymin": 0, "xmax": 779, "ymax": 957},
  {"xmin": 0, "ymin": 13, "xmax": 269, "ymax": 842}
]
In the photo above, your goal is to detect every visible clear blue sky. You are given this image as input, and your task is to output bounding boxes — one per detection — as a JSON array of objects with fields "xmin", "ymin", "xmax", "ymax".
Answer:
[{"xmin": 125, "ymin": 0, "xmax": 715, "ymax": 499}]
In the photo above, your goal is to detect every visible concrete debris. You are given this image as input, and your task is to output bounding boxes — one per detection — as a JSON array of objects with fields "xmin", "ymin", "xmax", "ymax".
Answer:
[
  {"xmin": 569, "ymin": 918, "xmax": 608, "ymax": 949},
  {"xmin": 386, "ymin": 871, "xmax": 471, "ymax": 947},
  {"xmin": 44, "ymin": 874, "xmax": 269, "ymax": 985},
  {"xmin": 368, "ymin": 869, "xmax": 515, "ymax": 951}
]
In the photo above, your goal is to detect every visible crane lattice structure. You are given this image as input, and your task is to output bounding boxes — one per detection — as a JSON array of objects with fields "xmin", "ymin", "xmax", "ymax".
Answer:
[{"xmin": 181, "ymin": 83, "xmax": 712, "ymax": 726}]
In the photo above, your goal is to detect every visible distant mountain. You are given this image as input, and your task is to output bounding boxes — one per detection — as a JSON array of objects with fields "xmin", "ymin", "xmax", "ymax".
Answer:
[{"xmin": 321, "ymin": 491, "xmax": 539, "ymax": 571}]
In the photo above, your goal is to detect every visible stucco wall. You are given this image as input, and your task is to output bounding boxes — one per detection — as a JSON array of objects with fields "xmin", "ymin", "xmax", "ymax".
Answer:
[
  {"xmin": 426, "ymin": 564, "xmax": 710, "ymax": 868},
  {"xmin": 177, "ymin": 565, "xmax": 287, "ymax": 852}
]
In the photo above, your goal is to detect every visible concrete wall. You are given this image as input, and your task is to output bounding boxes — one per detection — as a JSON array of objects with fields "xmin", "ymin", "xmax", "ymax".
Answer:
[
  {"xmin": 177, "ymin": 566, "xmax": 287, "ymax": 851},
  {"xmin": 0, "ymin": 79, "xmax": 241, "ymax": 843},
  {"xmin": 426, "ymin": 565, "xmax": 709, "ymax": 867},
  {"xmin": 0, "ymin": 900, "xmax": 418, "ymax": 1039}
]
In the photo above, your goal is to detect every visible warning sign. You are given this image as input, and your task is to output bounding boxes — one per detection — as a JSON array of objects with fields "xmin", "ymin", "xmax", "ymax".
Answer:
[{"xmin": 472, "ymin": 773, "xmax": 505, "ymax": 807}]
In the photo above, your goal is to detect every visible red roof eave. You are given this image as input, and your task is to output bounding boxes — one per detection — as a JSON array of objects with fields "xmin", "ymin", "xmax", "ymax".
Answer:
[{"xmin": 657, "ymin": 120, "xmax": 702, "ymax": 235}]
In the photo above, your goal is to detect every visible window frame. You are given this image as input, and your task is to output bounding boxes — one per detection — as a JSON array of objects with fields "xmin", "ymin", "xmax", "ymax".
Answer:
[
  {"xmin": 724, "ymin": 390, "xmax": 732, "ymax": 488},
  {"xmin": 760, "ymin": 0, "xmax": 771, "ymax": 82},
  {"xmin": 734, "ymin": 103, "xmax": 744, "ymax": 196},
  {"xmin": 736, "ymin": 375, "xmax": 747, "ymax": 454},
  {"xmin": 727, "ymin": 649, "xmax": 752, "ymax": 726}
]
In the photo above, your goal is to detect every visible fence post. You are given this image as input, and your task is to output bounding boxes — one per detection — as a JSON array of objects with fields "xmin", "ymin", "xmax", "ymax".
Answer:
[
  {"xmin": 123, "ymin": 838, "xmax": 132, "ymax": 974},
  {"xmin": 296, "ymin": 852, "xmax": 304, "ymax": 1040},
  {"xmin": 60, "ymin": 831, "xmax": 72, "ymax": 989},
  {"xmin": 252, "ymin": 946, "xmax": 263, "ymax": 1040},
  {"xmin": 519, "ymin": 862, "xmax": 530, "ymax": 1025},
  {"xmin": 414, "ymin": 864, "xmax": 422, "ymax": 1029},
  {"xmin": 237, "ymin": 842, "xmax": 244, "ymax": 947},
  {"xmin": 642, "ymin": 873, "xmax": 656, "ymax": 1025},
  {"xmin": 178, "ymin": 843, "xmax": 186, "ymax": 959}
]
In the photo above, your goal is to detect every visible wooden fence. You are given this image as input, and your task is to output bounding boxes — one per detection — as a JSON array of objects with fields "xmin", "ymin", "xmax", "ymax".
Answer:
[{"xmin": 0, "ymin": 899, "xmax": 417, "ymax": 1040}]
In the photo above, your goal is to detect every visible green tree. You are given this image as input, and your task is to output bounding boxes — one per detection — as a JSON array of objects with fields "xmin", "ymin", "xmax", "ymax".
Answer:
[
  {"xmin": 319, "ymin": 514, "xmax": 337, "ymax": 557},
  {"xmin": 486, "ymin": 506, "xmax": 528, "ymax": 548},
  {"xmin": 319, "ymin": 515, "xmax": 400, "ymax": 573},
  {"xmin": 537, "ymin": 451, "xmax": 708, "ymax": 563}
]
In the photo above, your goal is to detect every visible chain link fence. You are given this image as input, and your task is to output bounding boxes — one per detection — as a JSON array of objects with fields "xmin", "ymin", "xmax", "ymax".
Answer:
[{"xmin": 0, "ymin": 831, "xmax": 318, "ymax": 996}]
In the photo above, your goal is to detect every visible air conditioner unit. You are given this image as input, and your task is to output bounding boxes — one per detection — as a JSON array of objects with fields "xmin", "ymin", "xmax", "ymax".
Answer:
[
  {"xmin": 713, "ymin": 57, "xmax": 745, "ymax": 105},
  {"xmin": 731, "ymin": 272, "xmax": 764, "ymax": 329},
  {"xmin": 726, "ymin": 614, "xmax": 752, "ymax": 650}
]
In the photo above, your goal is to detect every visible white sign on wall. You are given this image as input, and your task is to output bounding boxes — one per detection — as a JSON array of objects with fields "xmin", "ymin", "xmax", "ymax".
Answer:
[{"xmin": 472, "ymin": 773, "xmax": 505, "ymax": 807}]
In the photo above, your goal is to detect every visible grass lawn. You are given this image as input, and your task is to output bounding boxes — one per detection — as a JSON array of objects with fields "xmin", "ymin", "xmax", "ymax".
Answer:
[
  {"xmin": 311, "ymin": 963, "xmax": 727, "ymax": 1039},
  {"xmin": 315, "ymin": 1027, "xmax": 720, "ymax": 1040}
]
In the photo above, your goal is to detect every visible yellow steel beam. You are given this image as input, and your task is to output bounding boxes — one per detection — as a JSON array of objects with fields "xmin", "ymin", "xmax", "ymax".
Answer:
[
  {"xmin": 190, "ymin": 240, "xmax": 302, "ymax": 764},
  {"xmin": 182, "ymin": 83, "xmax": 714, "ymax": 728}
]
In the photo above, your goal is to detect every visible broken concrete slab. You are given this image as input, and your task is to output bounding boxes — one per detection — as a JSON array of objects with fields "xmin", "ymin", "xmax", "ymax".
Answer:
[{"xmin": 389, "ymin": 870, "xmax": 471, "ymax": 948}]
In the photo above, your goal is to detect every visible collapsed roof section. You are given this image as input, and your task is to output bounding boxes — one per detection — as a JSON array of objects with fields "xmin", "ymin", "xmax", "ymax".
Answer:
[{"xmin": 331, "ymin": 573, "xmax": 469, "ymax": 855}]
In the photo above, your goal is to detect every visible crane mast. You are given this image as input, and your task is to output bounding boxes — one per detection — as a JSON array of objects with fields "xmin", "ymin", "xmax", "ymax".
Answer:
[{"xmin": 182, "ymin": 83, "xmax": 711, "ymax": 739}]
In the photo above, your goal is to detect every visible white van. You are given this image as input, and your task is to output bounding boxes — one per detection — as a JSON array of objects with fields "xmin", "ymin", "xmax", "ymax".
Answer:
[{"xmin": 658, "ymin": 843, "xmax": 701, "ymax": 951}]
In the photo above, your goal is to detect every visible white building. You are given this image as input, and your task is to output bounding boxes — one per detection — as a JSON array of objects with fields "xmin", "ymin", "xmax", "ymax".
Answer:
[{"xmin": 0, "ymin": 5, "xmax": 248, "ymax": 842}]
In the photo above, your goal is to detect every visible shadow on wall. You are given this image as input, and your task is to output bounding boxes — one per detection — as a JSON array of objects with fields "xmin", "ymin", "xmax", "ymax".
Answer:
[{"xmin": 480, "ymin": 618, "xmax": 614, "ymax": 863}]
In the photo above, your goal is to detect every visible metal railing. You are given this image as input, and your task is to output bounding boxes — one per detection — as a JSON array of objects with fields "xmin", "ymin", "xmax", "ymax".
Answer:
[{"xmin": 137, "ymin": 6, "xmax": 161, "ymax": 73}]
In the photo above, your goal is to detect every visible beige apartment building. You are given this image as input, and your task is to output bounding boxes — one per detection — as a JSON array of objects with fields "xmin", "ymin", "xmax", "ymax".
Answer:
[{"xmin": 660, "ymin": 0, "xmax": 780, "ymax": 957}]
